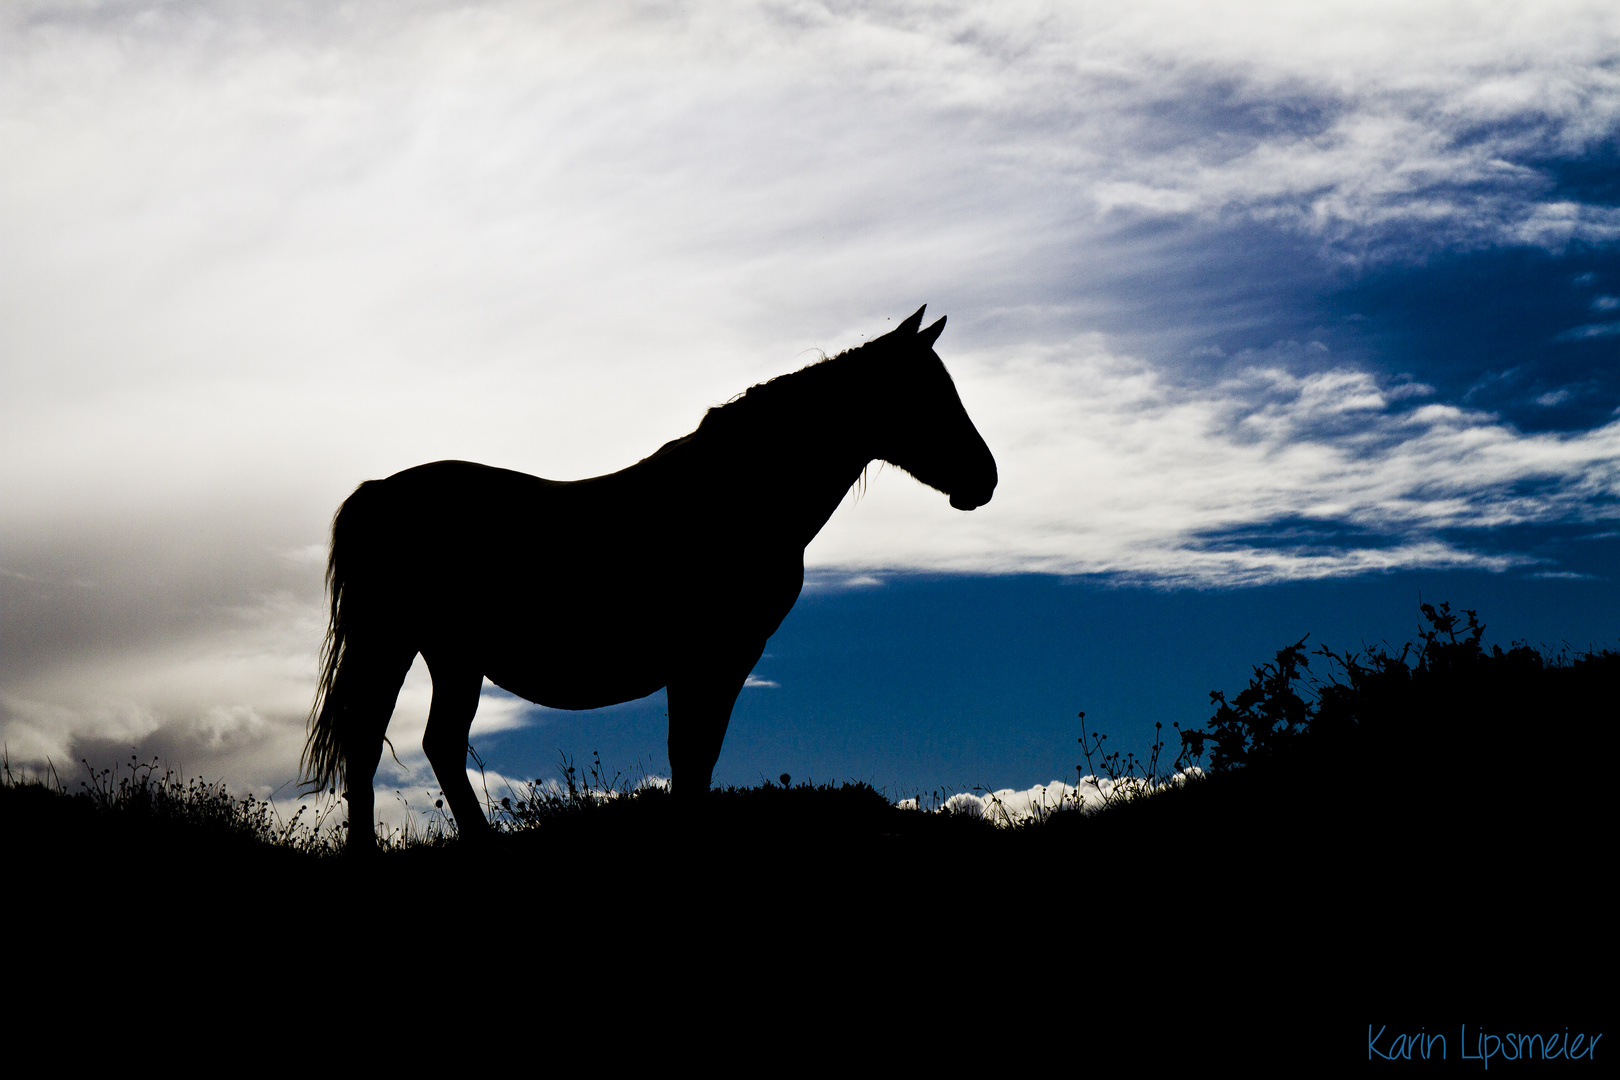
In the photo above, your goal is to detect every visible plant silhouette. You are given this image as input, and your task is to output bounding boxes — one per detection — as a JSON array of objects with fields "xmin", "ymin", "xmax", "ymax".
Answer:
[
  {"xmin": 1180, "ymin": 599, "xmax": 1616, "ymax": 784},
  {"xmin": 301, "ymin": 307, "xmax": 997, "ymax": 852}
]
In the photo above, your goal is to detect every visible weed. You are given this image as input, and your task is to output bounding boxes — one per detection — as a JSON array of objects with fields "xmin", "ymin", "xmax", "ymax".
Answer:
[
  {"xmin": 1067, "ymin": 712, "xmax": 1203, "ymax": 816},
  {"xmin": 1, "ymin": 750, "xmax": 351, "ymax": 855},
  {"xmin": 487, "ymin": 750, "xmax": 650, "ymax": 833}
]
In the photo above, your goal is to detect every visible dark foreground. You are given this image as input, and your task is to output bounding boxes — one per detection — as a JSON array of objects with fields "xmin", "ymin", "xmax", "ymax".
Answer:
[
  {"xmin": 6, "ymin": 621, "xmax": 1611, "ymax": 1064},
  {"xmin": 7, "ymin": 768, "xmax": 1606, "ymax": 1064}
]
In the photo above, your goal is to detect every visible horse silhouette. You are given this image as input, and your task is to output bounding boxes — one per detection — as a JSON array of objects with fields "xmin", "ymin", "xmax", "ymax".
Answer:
[{"xmin": 302, "ymin": 306, "xmax": 997, "ymax": 851}]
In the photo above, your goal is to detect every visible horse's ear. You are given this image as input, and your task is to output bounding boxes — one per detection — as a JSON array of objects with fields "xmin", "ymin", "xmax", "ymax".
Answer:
[
  {"xmin": 918, "ymin": 315, "xmax": 946, "ymax": 349},
  {"xmin": 894, "ymin": 305, "xmax": 927, "ymax": 338}
]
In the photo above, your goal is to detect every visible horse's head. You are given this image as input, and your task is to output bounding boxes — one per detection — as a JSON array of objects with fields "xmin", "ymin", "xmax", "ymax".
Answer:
[{"xmin": 865, "ymin": 306, "xmax": 998, "ymax": 511}]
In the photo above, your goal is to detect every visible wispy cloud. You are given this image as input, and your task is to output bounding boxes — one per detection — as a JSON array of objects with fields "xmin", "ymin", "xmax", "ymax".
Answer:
[
  {"xmin": 1556, "ymin": 322, "xmax": 1620, "ymax": 340},
  {"xmin": 811, "ymin": 346, "xmax": 1620, "ymax": 583}
]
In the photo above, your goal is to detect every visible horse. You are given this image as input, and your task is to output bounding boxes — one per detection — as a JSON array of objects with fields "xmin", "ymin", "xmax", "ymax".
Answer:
[{"xmin": 302, "ymin": 305, "xmax": 997, "ymax": 851}]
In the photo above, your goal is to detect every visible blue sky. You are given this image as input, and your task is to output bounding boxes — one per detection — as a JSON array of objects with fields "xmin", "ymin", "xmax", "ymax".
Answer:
[
  {"xmin": 2, "ymin": 1, "xmax": 1617, "ymax": 816},
  {"xmin": 473, "ymin": 568, "xmax": 1620, "ymax": 797}
]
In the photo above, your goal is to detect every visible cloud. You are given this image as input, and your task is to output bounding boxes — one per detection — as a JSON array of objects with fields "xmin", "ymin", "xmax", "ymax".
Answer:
[
  {"xmin": 0, "ymin": 589, "xmax": 321, "ymax": 778},
  {"xmin": 0, "ymin": 586, "xmax": 537, "ymax": 806},
  {"xmin": 801, "ymin": 572, "xmax": 885, "ymax": 591},
  {"xmin": 904, "ymin": 770, "xmax": 1204, "ymax": 825},
  {"xmin": 1556, "ymin": 322, "xmax": 1620, "ymax": 340},
  {"xmin": 808, "ymin": 345, "xmax": 1620, "ymax": 584}
]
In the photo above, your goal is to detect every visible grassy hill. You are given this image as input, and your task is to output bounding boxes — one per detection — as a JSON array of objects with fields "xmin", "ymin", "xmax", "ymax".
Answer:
[{"xmin": 6, "ymin": 603, "xmax": 1611, "ymax": 1061}]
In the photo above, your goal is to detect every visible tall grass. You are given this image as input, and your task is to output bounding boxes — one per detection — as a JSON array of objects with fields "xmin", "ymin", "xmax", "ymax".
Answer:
[{"xmin": 4, "ymin": 751, "xmax": 352, "ymax": 855}]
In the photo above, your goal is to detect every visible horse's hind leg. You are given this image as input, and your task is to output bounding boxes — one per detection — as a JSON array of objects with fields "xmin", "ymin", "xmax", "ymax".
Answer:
[
  {"xmin": 420, "ymin": 651, "xmax": 492, "ymax": 843},
  {"xmin": 339, "ymin": 642, "xmax": 415, "ymax": 855}
]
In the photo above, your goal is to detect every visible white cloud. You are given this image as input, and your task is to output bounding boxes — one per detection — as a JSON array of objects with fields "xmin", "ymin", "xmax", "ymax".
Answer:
[
  {"xmin": 807, "ymin": 346, "xmax": 1620, "ymax": 583},
  {"xmin": 907, "ymin": 770, "xmax": 1204, "ymax": 825},
  {"xmin": 7, "ymin": 0, "xmax": 1614, "ymax": 562}
]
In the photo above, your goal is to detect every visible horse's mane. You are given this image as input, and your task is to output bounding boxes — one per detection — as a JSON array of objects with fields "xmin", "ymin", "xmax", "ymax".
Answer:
[
  {"xmin": 634, "ymin": 335, "xmax": 893, "ymax": 467},
  {"xmin": 695, "ymin": 337, "xmax": 886, "ymax": 438}
]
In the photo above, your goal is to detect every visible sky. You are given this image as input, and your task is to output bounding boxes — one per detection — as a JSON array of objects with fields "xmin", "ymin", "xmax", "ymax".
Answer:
[{"xmin": 3, "ymin": 1, "xmax": 1618, "ymax": 825}]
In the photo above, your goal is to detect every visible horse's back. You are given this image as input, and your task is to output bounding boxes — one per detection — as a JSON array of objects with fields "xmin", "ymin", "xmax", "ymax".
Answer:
[
  {"xmin": 340, "ymin": 457, "xmax": 683, "ymax": 614},
  {"xmin": 373, "ymin": 457, "xmax": 690, "ymax": 523},
  {"xmin": 335, "ymin": 450, "xmax": 802, "ymax": 664},
  {"xmin": 373, "ymin": 459, "xmax": 560, "ymax": 514},
  {"xmin": 334, "ymin": 459, "xmax": 705, "ymax": 705}
]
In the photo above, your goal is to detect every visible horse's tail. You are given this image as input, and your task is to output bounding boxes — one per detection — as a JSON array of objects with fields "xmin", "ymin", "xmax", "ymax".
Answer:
[{"xmin": 301, "ymin": 480, "xmax": 391, "ymax": 794}]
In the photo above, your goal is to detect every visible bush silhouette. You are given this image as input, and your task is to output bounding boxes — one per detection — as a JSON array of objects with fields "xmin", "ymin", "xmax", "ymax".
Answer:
[{"xmin": 1179, "ymin": 600, "xmax": 1615, "ymax": 789}]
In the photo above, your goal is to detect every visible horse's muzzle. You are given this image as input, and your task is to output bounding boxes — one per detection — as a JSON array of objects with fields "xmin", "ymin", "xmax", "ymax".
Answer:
[{"xmin": 950, "ymin": 489, "xmax": 992, "ymax": 511}]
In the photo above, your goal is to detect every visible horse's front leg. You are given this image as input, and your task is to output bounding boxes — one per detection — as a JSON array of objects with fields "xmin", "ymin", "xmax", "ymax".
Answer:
[
  {"xmin": 420, "ymin": 651, "xmax": 494, "ymax": 843},
  {"xmin": 667, "ymin": 639, "xmax": 765, "ymax": 799}
]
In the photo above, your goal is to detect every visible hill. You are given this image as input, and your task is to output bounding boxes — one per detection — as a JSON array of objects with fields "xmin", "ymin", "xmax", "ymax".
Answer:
[{"xmin": 5, "ymin": 603, "xmax": 1611, "ymax": 1062}]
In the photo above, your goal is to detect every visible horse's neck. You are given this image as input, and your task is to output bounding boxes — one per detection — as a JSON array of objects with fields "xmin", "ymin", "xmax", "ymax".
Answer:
[
  {"xmin": 777, "ymin": 441, "xmax": 871, "ymax": 547},
  {"xmin": 725, "ymin": 378, "xmax": 872, "ymax": 548}
]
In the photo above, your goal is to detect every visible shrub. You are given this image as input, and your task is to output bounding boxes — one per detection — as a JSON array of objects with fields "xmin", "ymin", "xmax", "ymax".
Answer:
[{"xmin": 1181, "ymin": 600, "xmax": 1617, "ymax": 779}]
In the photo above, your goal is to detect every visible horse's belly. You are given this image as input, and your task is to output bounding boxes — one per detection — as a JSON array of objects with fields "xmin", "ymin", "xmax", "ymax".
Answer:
[
  {"xmin": 489, "ymin": 669, "xmax": 667, "ymax": 711},
  {"xmin": 483, "ymin": 633, "xmax": 667, "ymax": 711}
]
